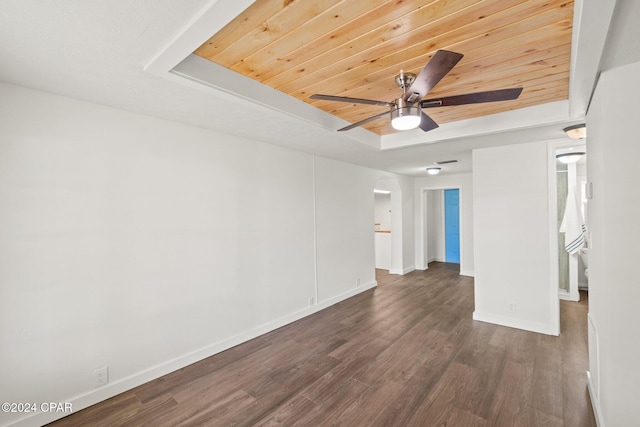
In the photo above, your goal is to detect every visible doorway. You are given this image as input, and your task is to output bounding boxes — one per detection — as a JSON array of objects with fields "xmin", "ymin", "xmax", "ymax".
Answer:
[
  {"xmin": 374, "ymin": 177, "xmax": 403, "ymax": 274},
  {"xmin": 419, "ymin": 187, "xmax": 463, "ymax": 270},
  {"xmin": 555, "ymin": 145, "xmax": 587, "ymax": 302}
]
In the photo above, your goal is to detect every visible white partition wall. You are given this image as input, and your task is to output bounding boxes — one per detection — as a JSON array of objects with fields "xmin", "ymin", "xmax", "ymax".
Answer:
[
  {"xmin": 314, "ymin": 157, "xmax": 379, "ymax": 302},
  {"xmin": 472, "ymin": 142, "xmax": 559, "ymax": 335},
  {"xmin": 586, "ymin": 60, "xmax": 640, "ymax": 427}
]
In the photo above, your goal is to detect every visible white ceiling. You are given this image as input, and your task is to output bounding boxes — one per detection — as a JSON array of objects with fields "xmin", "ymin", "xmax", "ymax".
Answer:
[{"xmin": 0, "ymin": 0, "xmax": 626, "ymax": 177}]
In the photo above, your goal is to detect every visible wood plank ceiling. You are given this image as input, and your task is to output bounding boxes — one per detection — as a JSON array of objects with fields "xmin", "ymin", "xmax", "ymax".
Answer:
[{"xmin": 194, "ymin": 0, "xmax": 573, "ymax": 136}]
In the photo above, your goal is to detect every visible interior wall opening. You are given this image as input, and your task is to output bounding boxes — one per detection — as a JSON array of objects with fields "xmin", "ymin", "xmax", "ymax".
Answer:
[
  {"xmin": 555, "ymin": 144, "xmax": 588, "ymax": 302},
  {"xmin": 374, "ymin": 189, "xmax": 392, "ymax": 271},
  {"xmin": 420, "ymin": 187, "xmax": 461, "ymax": 273},
  {"xmin": 374, "ymin": 177, "xmax": 402, "ymax": 274}
]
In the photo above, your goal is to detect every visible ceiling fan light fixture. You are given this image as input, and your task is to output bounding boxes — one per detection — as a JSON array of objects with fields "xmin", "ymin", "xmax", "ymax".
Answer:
[
  {"xmin": 391, "ymin": 105, "xmax": 421, "ymax": 130},
  {"xmin": 311, "ymin": 51, "xmax": 522, "ymax": 134}
]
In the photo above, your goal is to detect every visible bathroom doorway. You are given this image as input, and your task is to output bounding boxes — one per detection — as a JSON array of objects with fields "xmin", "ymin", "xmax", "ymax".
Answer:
[{"xmin": 555, "ymin": 144, "xmax": 588, "ymax": 302}]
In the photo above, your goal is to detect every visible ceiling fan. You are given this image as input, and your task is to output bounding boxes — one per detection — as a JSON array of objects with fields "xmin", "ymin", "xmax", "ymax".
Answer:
[{"xmin": 310, "ymin": 50, "xmax": 523, "ymax": 132}]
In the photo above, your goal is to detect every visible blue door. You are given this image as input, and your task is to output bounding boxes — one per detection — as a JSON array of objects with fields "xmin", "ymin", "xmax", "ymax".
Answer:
[{"xmin": 444, "ymin": 189, "xmax": 460, "ymax": 263}]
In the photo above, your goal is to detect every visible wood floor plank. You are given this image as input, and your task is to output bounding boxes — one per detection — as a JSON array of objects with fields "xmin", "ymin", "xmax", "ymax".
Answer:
[
  {"xmin": 562, "ymin": 369, "xmax": 597, "ymax": 427},
  {"xmin": 352, "ymin": 325, "xmax": 451, "ymax": 386},
  {"xmin": 409, "ymin": 404, "xmax": 488, "ymax": 427},
  {"xmin": 404, "ymin": 361, "xmax": 483, "ymax": 424},
  {"xmin": 486, "ymin": 359, "xmax": 531, "ymax": 426},
  {"xmin": 118, "ymin": 393, "xmax": 180, "ymax": 427},
  {"xmin": 48, "ymin": 393, "xmax": 143, "ymax": 427},
  {"xmin": 327, "ymin": 335, "xmax": 391, "ymax": 362},
  {"xmin": 328, "ymin": 378, "xmax": 404, "ymax": 427},
  {"xmin": 47, "ymin": 263, "xmax": 596, "ymax": 427},
  {"xmin": 131, "ymin": 336, "xmax": 273, "ymax": 405},
  {"xmin": 172, "ymin": 389, "xmax": 256, "ymax": 427},
  {"xmin": 279, "ymin": 378, "xmax": 370, "ymax": 426},
  {"xmin": 531, "ymin": 343, "xmax": 564, "ymax": 419},
  {"xmin": 461, "ymin": 343, "xmax": 509, "ymax": 420},
  {"xmin": 251, "ymin": 393, "xmax": 317, "ymax": 426},
  {"xmin": 365, "ymin": 364, "xmax": 446, "ymax": 427}
]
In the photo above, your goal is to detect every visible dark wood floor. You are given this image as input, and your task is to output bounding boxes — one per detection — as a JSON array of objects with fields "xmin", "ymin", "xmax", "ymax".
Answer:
[{"xmin": 48, "ymin": 263, "xmax": 596, "ymax": 426}]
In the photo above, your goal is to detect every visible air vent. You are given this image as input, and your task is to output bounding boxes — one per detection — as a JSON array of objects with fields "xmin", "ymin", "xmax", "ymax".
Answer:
[{"xmin": 435, "ymin": 160, "xmax": 458, "ymax": 165}]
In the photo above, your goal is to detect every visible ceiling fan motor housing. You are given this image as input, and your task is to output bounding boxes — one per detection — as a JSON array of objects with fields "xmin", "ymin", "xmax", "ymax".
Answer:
[{"xmin": 395, "ymin": 72, "xmax": 416, "ymax": 89}]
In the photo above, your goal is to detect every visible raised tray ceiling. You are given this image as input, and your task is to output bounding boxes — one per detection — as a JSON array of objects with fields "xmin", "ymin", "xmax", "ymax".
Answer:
[{"xmin": 194, "ymin": 0, "xmax": 573, "ymax": 136}]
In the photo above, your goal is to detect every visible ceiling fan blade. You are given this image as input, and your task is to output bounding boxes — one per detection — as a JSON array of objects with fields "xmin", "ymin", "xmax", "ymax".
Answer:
[
  {"xmin": 405, "ymin": 50, "xmax": 463, "ymax": 102},
  {"xmin": 338, "ymin": 110, "xmax": 390, "ymax": 131},
  {"xmin": 311, "ymin": 94, "xmax": 394, "ymax": 107},
  {"xmin": 419, "ymin": 112, "xmax": 439, "ymax": 132},
  {"xmin": 420, "ymin": 87, "xmax": 523, "ymax": 108}
]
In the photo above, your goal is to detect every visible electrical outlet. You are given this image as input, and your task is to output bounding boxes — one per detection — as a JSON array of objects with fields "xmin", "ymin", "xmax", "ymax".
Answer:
[
  {"xmin": 308, "ymin": 297, "xmax": 314, "ymax": 307},
  {"xmin": 356, "ymin": 277, "xmax": 361, "ymax": 287},
  {"xmin": 94, "ymin": 366, "xmax": 109, "ymax": 388},
  {"xmin": 507, "ymin": 302, "xmax": 517, "ymax": 313}
]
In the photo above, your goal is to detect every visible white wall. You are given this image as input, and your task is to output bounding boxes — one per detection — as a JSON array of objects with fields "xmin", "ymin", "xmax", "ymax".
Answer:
[
  {"xmin": 472, "ymin": 142, "xmax": 559, "ymax": 335},
  {"xmin": 314, "ymin": 157, "xmax": 380, "ymax": 301},
  {"xmin": 414, "ymin": 173, "xmax": 474, "ymax": 276},
  {"xmin": 374, "ymin": 232, "xmax": 391, "ymax": 270},
  {"xmin": 586, "ymin": 60, "xmax": 640, "ymax": 427},
  {"xmin": 397, "ymin": 174, "xmax": 416, "ymax": 274},
  {"xmin": 426, "ymin": 190, "xmax": 445, "ymax": 262},
  {"xmin": 374, "ymin": 193, "xmax": 391, "ymax": 230},
  {"xmin": 0, "ymin": 83, "xmax": 388, "ymax": 426}
]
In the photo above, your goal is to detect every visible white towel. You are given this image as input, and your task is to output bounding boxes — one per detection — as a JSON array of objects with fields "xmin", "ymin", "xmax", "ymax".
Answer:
[{"xmin": 560, "ymin": 186, "xmax": 586, "ymax": 254}]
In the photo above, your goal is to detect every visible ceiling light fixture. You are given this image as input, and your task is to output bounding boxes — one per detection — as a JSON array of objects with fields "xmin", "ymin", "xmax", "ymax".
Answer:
[
  {"xmin": 391, "ymin": 98, "xmax": 421, "ymax": 131},
  {"xmin": 556, "ymin": 152, "xmax": 585, "ymax": 164},
  {"xmin": 563, "ymin": 123, "xmax": 587, "ymax": 139},
  {"xmin": 374, "ymin": 188, "xmax": 391, "ymax": 194},
  {"xmin": 426, "ymin": 167, "xmax": 441, "ymax": 175}
]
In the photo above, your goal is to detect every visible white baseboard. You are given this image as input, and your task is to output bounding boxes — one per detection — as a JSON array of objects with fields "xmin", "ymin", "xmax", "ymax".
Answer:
[
  {"xmin": 559, "ymin": 288, "xmax": 580, "ymax": 302},
  {"xmin": 404, "ymin": 265, "xmax": 416, "ymax": 274},
  {"xmin": 9, "ymin": 280, "xmax": 377, "ymax": 427},
  {"xmin": 472, "ymin": 311, "xmax": 558, "ymax": 336},
  {"xmin": 390, "ymin": 265, "xmax": 415, "ymax": 275},
  {"xmin": 587, "ymin": 371, "xmax": 605, "ymax": 427},
  {"xmin": 459, "ymin": 269, "xmax": 474, "ymax": 277}
]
